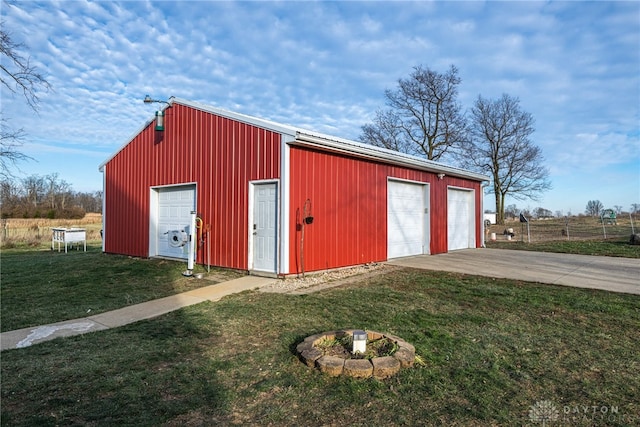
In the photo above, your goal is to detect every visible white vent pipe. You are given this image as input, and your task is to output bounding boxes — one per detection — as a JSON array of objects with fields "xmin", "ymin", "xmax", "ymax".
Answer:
[{"xmin": 184, "ymin": 211, "xmax": 197, "ymax": 276}]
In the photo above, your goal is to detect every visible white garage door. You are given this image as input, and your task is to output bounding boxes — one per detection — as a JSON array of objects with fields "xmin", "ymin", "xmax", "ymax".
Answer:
[
  {"xmin": 447, "ymin": 188, "xmax": 475, "ymax": 251},
  {"xmin": 156, "ymin": 185, "xmax": 196, "ymax": 259},
  {"xmin": 388, "ymin": 180, "xmax": 428, "ymax": 258}
]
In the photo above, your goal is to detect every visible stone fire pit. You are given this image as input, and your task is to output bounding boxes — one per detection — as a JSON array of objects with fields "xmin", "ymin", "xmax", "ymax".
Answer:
[{"xmin": 296, "ymin": 329, "xmax": 415, "ymax": 379}]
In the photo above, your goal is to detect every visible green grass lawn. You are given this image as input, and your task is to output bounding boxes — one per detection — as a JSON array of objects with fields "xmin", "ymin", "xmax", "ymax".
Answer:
[
  {"xmin": 0, "ymin": 244, "xmax": 241, "ymax": 332},
  {"xmin": 2, "ymin": 263, "xmax": 639, "ymax": 426}
]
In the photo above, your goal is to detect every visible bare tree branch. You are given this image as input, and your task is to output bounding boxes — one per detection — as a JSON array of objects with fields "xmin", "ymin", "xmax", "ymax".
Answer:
[
  {"xmin": 359, "ymin": 65, "xmax": 468, "ymax": 162},
  {"xmin": 1, "ymin": 11, "xmax": 51, "ymax": 179},
  {"xmin": 0, "ymin": 20, "xmax": 51, "ymax": 111},
  {"xmin": 0, "ymin": 117, "xmax": 34, "ymax": 180}
]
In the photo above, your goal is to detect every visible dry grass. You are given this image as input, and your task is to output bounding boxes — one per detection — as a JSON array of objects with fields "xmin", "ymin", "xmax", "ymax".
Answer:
[
  {"xmin": 487, "ymin": 215, "xmax": 638, "ymax": 243},
  {"xmin": 0, "ymin": 214, "xmax": 103, "ymax": 248}
]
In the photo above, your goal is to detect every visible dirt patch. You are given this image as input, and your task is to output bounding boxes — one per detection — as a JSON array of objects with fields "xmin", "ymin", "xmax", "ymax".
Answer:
[{"xmin": 315, "ymin": 335, "xmax": 399, "ymax": 360}]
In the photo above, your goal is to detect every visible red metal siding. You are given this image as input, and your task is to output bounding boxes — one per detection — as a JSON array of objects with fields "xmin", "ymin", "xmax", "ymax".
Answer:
[
  {"xmin": 104, "ymin": 104, "xmax": 281, "ymax": 270},
  {"xmin": 288, "ymin": 146, "xmax": 482, "ymax": 274},
  {"xmin": 288, "ymin": 147, "xmax": 387, "ymax": 274}
]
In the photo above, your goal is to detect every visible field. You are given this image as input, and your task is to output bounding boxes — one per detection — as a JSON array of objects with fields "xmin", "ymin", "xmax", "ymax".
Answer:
[
  {"xmin": 487, "ymin": 214, "xmax": 638, "ymax": 243},
  {"xmin": 0, "ymin": 213, "xmax": 103, "ymax": 248}
]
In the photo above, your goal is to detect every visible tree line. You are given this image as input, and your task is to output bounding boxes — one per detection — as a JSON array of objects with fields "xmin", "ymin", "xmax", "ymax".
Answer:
[
  {"xmin": 0, "ymin": 173, "xmax": 102, "ymax": 218},
  {"xmin": 585, "ymin": 200, "xmax": 639, "ymax": 217},
  {"xmin": 497, "ymin": 202, "xmax": 640, "ymax": 221}
]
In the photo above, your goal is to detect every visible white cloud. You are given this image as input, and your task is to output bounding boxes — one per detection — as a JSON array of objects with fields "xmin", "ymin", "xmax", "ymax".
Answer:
[{"xmin": 1, "ymin": 0, "xmax": 637, "ymax": 214}]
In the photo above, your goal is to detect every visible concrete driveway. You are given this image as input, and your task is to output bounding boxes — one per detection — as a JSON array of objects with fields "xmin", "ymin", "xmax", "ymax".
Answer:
[{"xmin": 388, "ymin": 249, "xmax": 640, "ymax": 295}]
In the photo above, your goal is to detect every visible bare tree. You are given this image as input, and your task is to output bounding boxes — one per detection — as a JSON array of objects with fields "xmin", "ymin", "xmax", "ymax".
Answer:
[
  {"xmin": 360, "ymin": 65, "xmax": 468, "ymax": 162},
  {"xmin": 44, "ymin": 172, "xmax": 59, "ymax": 209},
  {"xmin": 0, "ymin": 118, "xmax": 32, "ymax": 180},
  {"xmin": 1, "ymin": 15, "xmax": 51, "ymax": 179},
  {"xmin": 504, "ymin": 204, "xmax": 518, "ymax": 220},
  {"xmin": 1, "ymin": 20, "xmax": 51, "ymax": 110},
  {"xmin": 631, "ymin": 203, "xmax": 640, "ymax": 214},
  {"xmin": 462, "ymin": 94, "xmax": 551, "ymax": 224},
  {"xmin": 535, "ymin": 207, "xmax": 553, "ymax": 219},
  {"xmin": 21, "ymin": 174, "xmax": 45, "ymax": 208},
  {"xmin": 0, "ymin": 177, "xmax": 21, "ymax": 215},
  {"xmin": 585, "ymin": 200, "xmax": 603, "ymax": 217}
]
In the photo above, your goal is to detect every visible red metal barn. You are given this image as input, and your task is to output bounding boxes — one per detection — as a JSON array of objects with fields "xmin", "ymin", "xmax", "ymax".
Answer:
[{"xmin": 99, "ymin": 98, "xmax": 489, "ymax": 276}]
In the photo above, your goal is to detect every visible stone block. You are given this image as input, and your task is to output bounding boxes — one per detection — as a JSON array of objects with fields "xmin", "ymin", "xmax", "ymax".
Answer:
[
  {"xmin": 312, "ymin": 330, "xmax": 343, "ymax": 346},
  {"xmin": 296, "ymin": 340, "xmax": 311, "ymax": 354},
  {"xmin": 344, "ymin": 359, "xmax": 373, "ymax": 378},
  {"xmin": 372, "ymin": 356, "xmax": 401, "ymax": 379},
  {"xmin": 304, "ymin": 333, "xmax": 323, "ymax": 345},
  {"xmin": 397, "ymin": 340, "xmax": 415, "ymax": 354},
  {"xmin": 367, "ymin": 331, "xmax": 383, "ymax": 340},
  {"xmin": 300, "ymin": 347, "xmax": 323, "ymax": 367},
  {"xmin": 393, "ymin": 348, "xmax": 415, "ymax": 368},
  {"xmin": 316, "ymin": 356, "xmax": 344, "ymax": 377}
]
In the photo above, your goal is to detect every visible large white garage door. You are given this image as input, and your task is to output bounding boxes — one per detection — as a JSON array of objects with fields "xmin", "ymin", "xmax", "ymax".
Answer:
[
  {"xmin": 155, "ymin": 185, "xmax": 196, "ymax": 259},
  {"xmin": 447, "ymin": 188, "xmax": 475, "ymax": 251},
  {"xmin": 388, "ymin": 180, "xmax": 428, "ymax": 258}
]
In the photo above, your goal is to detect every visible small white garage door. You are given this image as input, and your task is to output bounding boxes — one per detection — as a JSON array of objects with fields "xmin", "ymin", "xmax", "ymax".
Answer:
[
  {"xmin": 447, "ymin": 188, "xmax": 475, "ymax": 251},
  {"xmin": 388, "ymin": 180, "xmax": 428, "ymax": 258},
  {"xmin": 155, "ymin": 185, "xmax": 196, "ymax": 259}
]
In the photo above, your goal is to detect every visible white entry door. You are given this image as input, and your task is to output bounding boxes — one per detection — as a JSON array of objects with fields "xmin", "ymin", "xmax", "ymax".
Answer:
[
  {"xmin": 156, "ymin": 185, "xmax": 195, "ymax": 259},
  {"xmin": 252, "ymin": 183, "xmax": 278, "ymax": 272},
  {"xmin": 447, "ymin": 188, "xmax": 475, "ymax": 251},
  {"xmin": 387, "ymin": 180, "xmax": 429, "ymax": 258}
]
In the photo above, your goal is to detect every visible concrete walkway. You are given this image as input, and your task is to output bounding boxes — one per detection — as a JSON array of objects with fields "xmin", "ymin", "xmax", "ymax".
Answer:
[
  {"xmin": 389, "ymin": 249, "xmax": 640, "ymax": 295},
  {"xmin": 0, "ymin": 275, "xmax": 277, "ymax": 352}
]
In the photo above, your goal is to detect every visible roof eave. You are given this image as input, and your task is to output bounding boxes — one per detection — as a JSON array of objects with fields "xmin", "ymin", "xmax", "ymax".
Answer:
[{"xmin": 293, "ymin": 131, "xmax": 490, "ymax": 182}]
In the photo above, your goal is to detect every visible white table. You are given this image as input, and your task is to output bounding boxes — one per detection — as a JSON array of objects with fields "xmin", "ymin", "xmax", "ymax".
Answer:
[{"xmin": 52, "ymin": 228, "xmax": 86, "ymax": 253}]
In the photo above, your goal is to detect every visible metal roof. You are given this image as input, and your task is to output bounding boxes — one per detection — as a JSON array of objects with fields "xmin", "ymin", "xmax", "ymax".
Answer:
[{"xmin": 100, "ymin": 97, "xmax": 490, "ymax": 182}]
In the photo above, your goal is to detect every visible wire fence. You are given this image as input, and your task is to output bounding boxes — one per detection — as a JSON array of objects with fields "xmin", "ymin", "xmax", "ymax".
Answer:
[
  {"xmin": 487, "ymin": 214, "xmax": 639, "ymax": 243},
  {"xmin": 0, "ymin": 216, "xmax": 103, "ymax": 247}
]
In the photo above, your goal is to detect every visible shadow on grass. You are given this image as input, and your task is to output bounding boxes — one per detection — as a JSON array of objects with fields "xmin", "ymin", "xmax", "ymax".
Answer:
[
  {"xmin": 2, "ymin": 268, "xmax": 639, "ymax": 426},
  {"xmin": 1, "ymin": 304, "xmax": 232, "ymax": 426},
  {"xmin": 0, "ymin": 246, "xmax": 241, "ymax": 332}
]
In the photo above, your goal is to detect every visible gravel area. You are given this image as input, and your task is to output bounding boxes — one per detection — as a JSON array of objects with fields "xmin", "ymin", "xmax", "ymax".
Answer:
[{"xmin": 259, "ymin": 263, "xmax": 394, "ymax": 294}]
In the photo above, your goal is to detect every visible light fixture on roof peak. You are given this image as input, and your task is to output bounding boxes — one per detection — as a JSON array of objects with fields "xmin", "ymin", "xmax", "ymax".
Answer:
[{"xmin": 143, "ymin": 95, "xmax": 170, "ymax": 131}]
